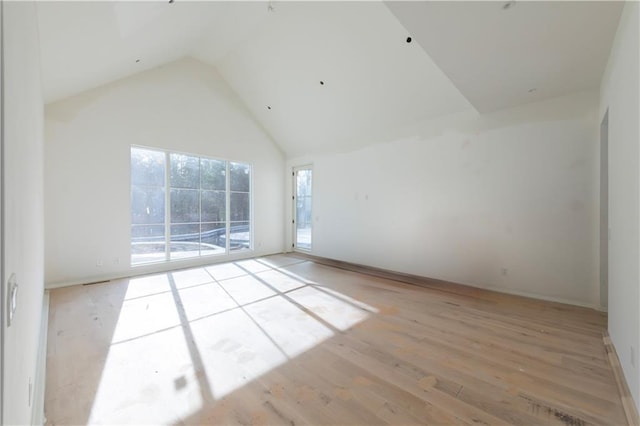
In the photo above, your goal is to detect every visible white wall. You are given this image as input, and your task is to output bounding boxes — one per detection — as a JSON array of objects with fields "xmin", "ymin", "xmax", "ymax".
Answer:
[
  {"xmin": 288, "ymin": 91, "xmax": 601, "ymax": 308},
  {"xmin": 599, "ymin": 1, "xmax": 640, "ymax": 411},
  {"xmin": 2, "ymin": 1, "xmax": 45, "ymax": 424},
  {"xmin": 45, "ymin": 58, "xmax": 285, "ymax": 287}
]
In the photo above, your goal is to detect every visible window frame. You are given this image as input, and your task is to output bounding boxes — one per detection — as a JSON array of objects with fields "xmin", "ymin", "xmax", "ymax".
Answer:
[
  {"xmin": 130, "ymin": 145, "xmax": 253, "ymax": 266},
  {"xmin": 292, "ymin": 164, "xmax": 313, "ymax": 252}
]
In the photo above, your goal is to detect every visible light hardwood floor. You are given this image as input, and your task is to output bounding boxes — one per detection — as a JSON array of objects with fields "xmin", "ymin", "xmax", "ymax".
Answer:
[{"xmin": 45, "ymin": 254, "xmax": 628, "ymax": 425}]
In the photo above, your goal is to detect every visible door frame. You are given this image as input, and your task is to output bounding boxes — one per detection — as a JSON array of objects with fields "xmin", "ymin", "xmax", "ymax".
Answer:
[
  {"xmin": 0, "ymin": 0, "xmax": 5, "ymax": 419},
  {"xmin": 600, "ymin": 108, "xmax": 609, "ymax": 310},
  {"xmin": 292, "ymin": 165, "xmax": 313, "ymax": 252}
]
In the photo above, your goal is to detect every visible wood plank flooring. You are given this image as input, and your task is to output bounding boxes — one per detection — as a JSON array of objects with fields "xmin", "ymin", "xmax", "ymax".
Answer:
[{"xmin": 45, "ymin": 254, "xmax": 628, "ymax": 425}]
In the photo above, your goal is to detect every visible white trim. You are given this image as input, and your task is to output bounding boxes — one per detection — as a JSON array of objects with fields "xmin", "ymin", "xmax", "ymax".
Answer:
[
  {"xmin": 164, "ymin": 150, "xmax": 171, "ymax": 261},
  {"xmin": 225, "ymin": 161, "xmax": 231, "ymax": 252},
  {"xmin": 301, "ymin": 253, "xmax": 605, "ymax": 312},
  {"xmin": 0, "ymin": 0, "xmax": 5, "ymax": 420},
  {"xmin": 44, "ymin": 249, "xmax": 283, "ymax": 290},
  {"xmin": 31, "ymin": 291, "xmax": 49, "ymax": 426},
  {"xmin": 292, "ymin": 165, "xmax": 313, "ymax": 253},
  {"xmin": 477, "ymin": 284, "xmax": 605, "ymax": 312},
  {"xmin": 131, "ymin": 147, "xmax": 254, "ymax": 266}
]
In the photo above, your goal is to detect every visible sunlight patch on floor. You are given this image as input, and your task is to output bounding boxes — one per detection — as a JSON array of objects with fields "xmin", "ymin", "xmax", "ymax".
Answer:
[
  {"xmin": 189, "ymin": 308, "xmax": 290, "ymax": 399},
  {"xmin": 243, "ymin": 295, "xmax": 335, "ymax": 358},
  {"xmin": 179, "ymin": 282, "xmax": 238, "ymax": 321},
  {"xmin": 255, "ymin": 269, "xmax": 307, "ymax": 293},
  {"xmin": 87, "ymin": 256, "xmax": 378, "ymax": 423},
  {"xmin": 112, "ymin": 291, "xmax": 180, "ymax": 343},
  {"xmin": 89, "ymin": 327, "xmax": 202, "ymax": 424},
  {"xmin": 287, "ymin": 286, "xmax": 372, "ymax": 331}
]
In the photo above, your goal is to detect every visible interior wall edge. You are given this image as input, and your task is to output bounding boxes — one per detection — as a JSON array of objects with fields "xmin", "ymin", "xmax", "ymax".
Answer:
[
  {"xmin": 598, "ymin": 0, "xmax": 640, "ymax": 413},
  {"xmin": 31, "ymin": 290, "xmax": 48, "ymax": 426},
  {"xmin": 0, "ymin": 0, "xmax": 5, "ymax": 421},
  {"xmin": 2, "ymin": 1, "xmax": 45, "ymax": 423}
]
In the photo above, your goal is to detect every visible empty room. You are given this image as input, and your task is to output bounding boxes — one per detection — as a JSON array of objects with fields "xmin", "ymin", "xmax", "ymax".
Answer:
[{"xmin": 1, "ymin": 0, "xmax": 639, "ymax": 425}]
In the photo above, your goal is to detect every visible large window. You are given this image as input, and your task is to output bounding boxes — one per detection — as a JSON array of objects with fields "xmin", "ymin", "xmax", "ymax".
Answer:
[{"xmin": 131, "ymin": 147, "xmax": 251, "ymax": 265}]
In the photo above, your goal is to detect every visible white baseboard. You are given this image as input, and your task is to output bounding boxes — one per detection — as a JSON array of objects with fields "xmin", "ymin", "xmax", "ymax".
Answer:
[
  {"xmin": 45, "ymin": 249, "xmax": 285, "ymax": 290},
  {"xmin": 478, "ymin": 284, "xmax": 604, "ymax": 311},
  {"xmin": 295, "ymin": 253, "xmax": 605, "ymax": 311}
]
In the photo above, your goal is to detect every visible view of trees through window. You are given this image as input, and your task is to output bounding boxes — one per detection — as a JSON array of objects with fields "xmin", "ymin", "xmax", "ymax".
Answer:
[{"xmin": 131, "ymin": 147, "xmax": 251, "ymax": 265}]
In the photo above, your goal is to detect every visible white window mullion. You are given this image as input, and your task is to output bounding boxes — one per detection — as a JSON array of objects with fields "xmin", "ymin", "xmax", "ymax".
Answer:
[
  {"xmin": 165, "ymin": 151, "xmax": 171, "ymax": 261},
  {"xmin": 131, "ymin": 147, "xmax": 253, "ymax": 264},
  {"xmin": 225, "ymin": 161, "xmax": 231, "ymax": 254},
  {"xmin": 198, "ymin": 158, "xmax": 202, "ymax": 257},
  {"xmin": 250, "ymin": 166, "xmax": 254, "ymax": 251}
]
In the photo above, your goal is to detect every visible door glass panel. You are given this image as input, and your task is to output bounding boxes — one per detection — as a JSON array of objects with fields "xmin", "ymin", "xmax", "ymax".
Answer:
[{"xmin": 295, "ymin": 169, "xmax": 312, "ymax": 250}]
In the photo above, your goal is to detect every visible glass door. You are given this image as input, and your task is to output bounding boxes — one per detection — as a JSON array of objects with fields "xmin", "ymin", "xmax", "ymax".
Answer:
[{"xmin": 293, "ymin": 166, "xmax": 312, "ymax": 251}]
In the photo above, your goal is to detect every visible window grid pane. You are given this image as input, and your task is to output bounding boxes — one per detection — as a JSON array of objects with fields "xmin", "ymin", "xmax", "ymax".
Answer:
[
  {"xmin": 170, "ymin": 154, "xmax": 200, "ymax": 189},
  {"xmin": 229, "ymin": 221, "xmax": 250, "ymax": 251},
  {"xmin": 170, "ymin": 224, "xmax": 201, "ymax": 260},
  {"xmin": 295, "ymin": 168, "xmax": 312, "ymax": 251},
  {"xmin": 131, "ymin": 147, "xmax": 166, "ymax": 264},
  {"xmin": 132, "ymin": 146, "xmax": 251, "ymax": 265},
  {"xmin": 230, "ymin": 192, "xmax": 250, "ymax": 222}
]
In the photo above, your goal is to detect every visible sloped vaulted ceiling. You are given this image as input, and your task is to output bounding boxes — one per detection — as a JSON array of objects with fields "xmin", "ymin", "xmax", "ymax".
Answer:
[
  {"xmin": 37, "ymin": 1, "xmax": 623, "ymax": 158},
  {"xmin": 37, "ymin": 1, "xmax": 271, "ymax": 103},
  {"xmin": 198, "ymin": 1, "xmax": 473, "ymax": 157},
  {"xmin": 386, "ymin": 1, "xmax": 623, "ymax": 113}
]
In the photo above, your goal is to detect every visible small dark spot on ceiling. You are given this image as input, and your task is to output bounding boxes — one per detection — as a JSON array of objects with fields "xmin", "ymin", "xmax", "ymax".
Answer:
[
  {"xmin": 406, "ymin": 37, "xmax": 412, "ymax": 43},
  {"xmin": 169, "ymin": 0, "xmax": 174, "ymax": 3},
  {"xmin": 174, "ymin": 376, "xmax": 187, "ymax": 390},
  {"xmin": 503, "ymin": 1, "xmax": 515, "ymax": 10},
  {"xmin": 320, "ymin": 81, "xmax": 324, "ymax": 85},
  {"xmin": 528, "ymin": 88, "xmax": 537, "ymax": 93},
  {"xmin": 135, "ymin": 59, "xmax": 141, "ymax": 63},
  {"xmin": 267, "ymin": 105, "xmax": 271, "ymax": 110}
]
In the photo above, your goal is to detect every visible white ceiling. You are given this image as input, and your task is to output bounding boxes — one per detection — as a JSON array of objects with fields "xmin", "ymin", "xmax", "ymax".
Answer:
[
  {"xmin": 37, "ymin": 1, "xmax": 623, "ymax": 156},
  {"xmin": 387, "ymin": 1, "xmax": 623, "ymax": 112},
  {"xmin": 37, "ymin": 1, "xmax": 270, "ymax": 103},
  {"xmin": 203, "ymin": 1, "xmax": 473, "ymax": 156}
]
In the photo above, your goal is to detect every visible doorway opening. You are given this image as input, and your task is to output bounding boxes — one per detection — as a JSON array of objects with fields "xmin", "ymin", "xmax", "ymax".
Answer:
[{"xmin": 293, "ymin": 166, "xmax": 312, "ymax": 251}]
